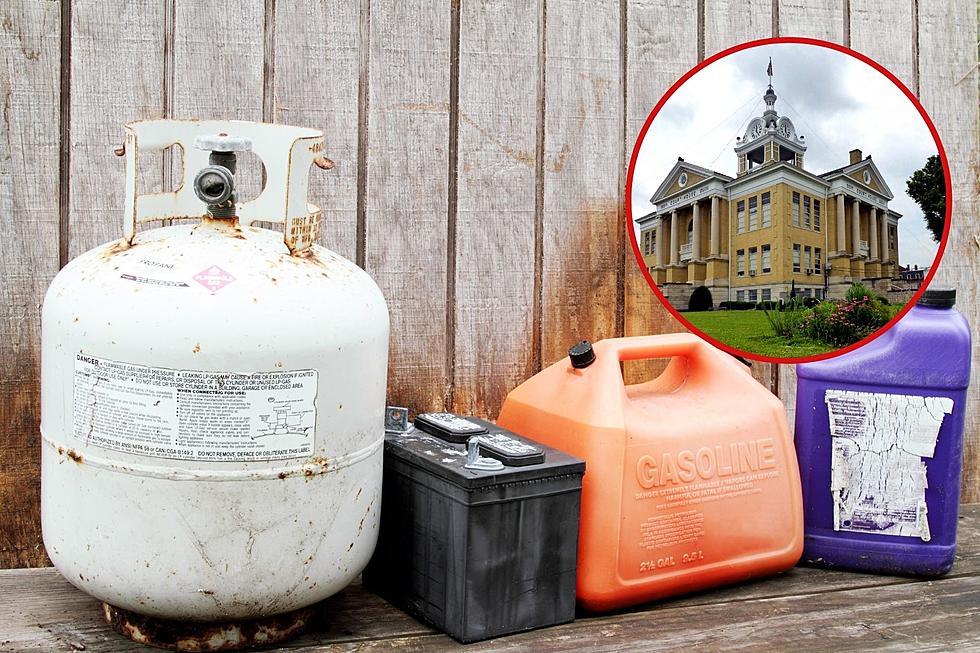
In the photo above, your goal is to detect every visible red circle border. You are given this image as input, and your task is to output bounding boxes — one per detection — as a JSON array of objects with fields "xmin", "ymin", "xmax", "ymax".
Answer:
[{"xmin": 625, "ymin": 36, "xmax": 954, "ymax": 365}]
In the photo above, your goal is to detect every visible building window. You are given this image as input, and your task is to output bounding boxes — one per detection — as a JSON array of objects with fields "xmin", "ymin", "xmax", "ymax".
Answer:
[
  {"xmin": 762, "ymin": 244, "xmax": 771, "ymax": 273},
  {"xmin": 815, "ymin": 247, "xmax": 822, "ymax": 274},
  {"xmin": 814, "ymin": 199, "xmax": 821, "ymax": 232},
  {"xmin": 737, "ymin": 200, "xmax": 745, "ymax": 234},
  {"xmin": 644, "ymin": 230, "xmax": 656, "ymax": 256},
  {"xmin": 792, "ymin": 192, "xmax": 801, "ymax": 226},
  {"xmin": 762, "ymin": 288, "xmax": 772, "ymax": 301},
  {"xmin": 762, "ymin": 192, "xmax": 771, "ymax": 227},
  {"xmin": 890, "ymin": 226, "xmax": 897, "ymax": 250},
  {"xmin": 815, "ymin": 288, "xmax": 823, "ymax": 300},
  {"xmin": 749, "ymin": 247, "xmax": 758, "ymax": 275},
  {"xmin": 749, "ymin": 196, "xmax": 758, "ymax": 231},
  {"xmin": 737, "ymin": 290, "xmax": 746, "ymax": 302},
  {"xmin": 793, "ymin": 244, "xmax": 801, "ymax": 272},
  {"xmin": 737, "ymin": 249, "xmax": 745, "ymax": 276},
  {"xmin": 803, "ymin": 196, "xmax": 811, "ymax": 228},
  {"xmin": 748, "ymin": 289, "xmax": 758, "ymax": 302},
  {"xmin": 804, "ymin": 246, "xmax": 812, "ymax": 272}
]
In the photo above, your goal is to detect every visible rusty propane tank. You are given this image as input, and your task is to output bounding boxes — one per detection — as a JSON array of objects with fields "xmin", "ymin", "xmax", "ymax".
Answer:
[{"xmin": 40, "ymin": 120, "xmax": 389, "ymax": 650}]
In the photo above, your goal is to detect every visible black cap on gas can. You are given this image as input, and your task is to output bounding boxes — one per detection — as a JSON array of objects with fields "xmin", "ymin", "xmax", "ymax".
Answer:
[
  {"xmin": 918, "ymin": 288, "xmax": 956, "ymax": 307},
  {"xmin": 568, "ymin": 340, "xmax": 595, "ymax": 368}
]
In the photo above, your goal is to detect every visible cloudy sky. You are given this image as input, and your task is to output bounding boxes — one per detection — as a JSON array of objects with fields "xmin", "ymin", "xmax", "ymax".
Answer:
[{"xmin": 630, "ymin": 43, "xmax": 940, "ymax": 268}]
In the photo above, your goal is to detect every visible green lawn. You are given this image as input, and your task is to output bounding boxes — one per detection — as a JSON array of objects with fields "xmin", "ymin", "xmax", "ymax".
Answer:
[{"xmin": 683, "ymin": 310, "xmax": 835, "ymax": 359}]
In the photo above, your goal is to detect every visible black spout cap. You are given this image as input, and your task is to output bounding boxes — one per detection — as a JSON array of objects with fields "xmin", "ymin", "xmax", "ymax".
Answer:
[
  {"xmin": 568, "ymin": 340, "xmax": 596, "ymax": 369},
  {"xmin": 918, "ymin": 288, "xmax": 956, "ymax": 307}
]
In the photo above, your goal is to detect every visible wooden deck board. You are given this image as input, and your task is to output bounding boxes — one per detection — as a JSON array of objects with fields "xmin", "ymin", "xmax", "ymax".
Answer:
[{"xmin": 3, "ymin": 505, "xmax": 978, "ymax": 652}]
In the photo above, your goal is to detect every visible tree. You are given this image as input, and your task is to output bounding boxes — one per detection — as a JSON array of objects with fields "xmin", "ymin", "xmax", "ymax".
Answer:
[{"xmin": 906, "ymin": 155, "xmax": 946, "ymax": 243}]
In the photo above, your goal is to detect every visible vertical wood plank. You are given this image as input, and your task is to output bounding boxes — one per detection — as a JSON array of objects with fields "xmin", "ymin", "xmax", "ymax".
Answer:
[
  {"xmin": 273, "ymin": 0, "xmax": 360, "ymax": 260},
  {"xmin": 782, "ymin": 2, "xmax": 915, "ymax": 429},
  {"xmin": 777, "ymin": 0, "xmax": 844, "ymax": 41},
  {"xmin": 916, "ymin": 0, "xmax": 980, "ymax": 501},
  {"xmin": 365, "ymin": 1, "xmax": 451, "ymax": 412},
  {"xmin": 623, "ymin": 0, "xmax": 698, "ymax": 384},
  {"xmin": 0, "ymin": 0, "xmax": 61, "ymax": 568},
  {"xmin": 701, "ymin": 0, "xmax": 777, "ymax": 392},
  {"xmin": 775, "ymin": 0, "xmax": 847, "ymax": 422},
  {"xmin": 541, "ymin": 0, "xmax": 623, "ymax": 366},
  {"xmin": 452, "ymin": 0, "xmax": 539, "ymax": 417},
  {"xmin": 850, "ymin": 0, "xmax": 914, "ymax": 88},
  {"xmin": 67, "ymin": 1, "xmax": 164, "ymax": 257},
  {"xmin": 172, "ymin": 1, "xmax": 265, "ymax": 200},
  {"xmin": 173, "ymin": 2, "xmax": 264, "ymax": 122},
  {"xmin": 704, "ymin": 0, "xmax": 773, "ymax": 57}
]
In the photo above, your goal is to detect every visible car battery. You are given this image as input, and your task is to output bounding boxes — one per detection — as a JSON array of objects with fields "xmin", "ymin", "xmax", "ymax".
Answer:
[{"xmin": 363, "ymin": 411, "xmax": 585, "ymax": 643}]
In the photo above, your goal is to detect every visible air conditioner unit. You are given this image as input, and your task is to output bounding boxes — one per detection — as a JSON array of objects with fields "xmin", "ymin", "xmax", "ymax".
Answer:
[
  {"xmin": 749, "ymin": 271, "xmax": 756, "ymax": 276},
  {"xmin": 806, "ymin": 269, "xmax": 812, "ymax": 275}
]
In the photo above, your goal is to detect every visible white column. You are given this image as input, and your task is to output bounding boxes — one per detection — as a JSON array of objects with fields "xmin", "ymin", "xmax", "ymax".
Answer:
[
  {"xmin": 869, "ymin": 207, "xmax": 879, "ymax": 260},
  {"xmin": 669, "ymin": 210, "xmax": 679, "ymax": 266},
  {"xmin": 880, "ymin": 212, "xmax": 890, "ymax": 262},
  {"xmin": 836, "ymin": 194, "xmax": 846, "ymax": 253},
  {"xmin": 692, "ymin": 201, "xmax": 701, "ymax": 260},
  {"xmin": 851, "ymin": 199, "xmax": 861, "ymax": 257},
  {"xmin": 655, "ymin": 218, "xmax": 665, "ymax": 266},
  {"xmin": 709, "ymin": 195, "xmax": 720, "ymax": 256}
]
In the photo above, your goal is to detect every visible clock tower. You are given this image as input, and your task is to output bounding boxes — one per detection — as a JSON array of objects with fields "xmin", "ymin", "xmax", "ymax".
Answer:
[{"xmin": 734, "ymin": 84, "xmax": 807, "ymax": 176}]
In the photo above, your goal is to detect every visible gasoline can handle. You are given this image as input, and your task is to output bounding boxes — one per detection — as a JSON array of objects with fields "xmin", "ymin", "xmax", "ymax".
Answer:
[
  {"xmin": 608, "ymin": 333, "xmax": 705, "ymax": 362},
  {"xmin": 119, "ymin": 119, "xmax": 329, "ymax": 253}
]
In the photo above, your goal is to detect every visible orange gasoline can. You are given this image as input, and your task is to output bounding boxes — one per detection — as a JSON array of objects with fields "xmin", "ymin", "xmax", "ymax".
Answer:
[{"xmin": 497, "ymin": 334, "xmax": 803, "ymax": 611}]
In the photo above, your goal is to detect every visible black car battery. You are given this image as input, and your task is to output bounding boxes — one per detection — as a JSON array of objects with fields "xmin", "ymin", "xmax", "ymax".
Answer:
[{"xmin": 363, "ymin": 411, "xmax": 585, "ymax": 643}]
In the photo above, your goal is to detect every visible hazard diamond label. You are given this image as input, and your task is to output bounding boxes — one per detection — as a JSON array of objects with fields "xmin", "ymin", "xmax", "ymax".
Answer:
[{"xmin": 193, "ymin": 265, "xmax": 236, "ymax": 292}]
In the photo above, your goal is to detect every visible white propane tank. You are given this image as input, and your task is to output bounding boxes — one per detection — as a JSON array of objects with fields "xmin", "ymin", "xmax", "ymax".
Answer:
[{"xmin": 40, "ymin": 120, "xmax": 389, "ymax": 649}]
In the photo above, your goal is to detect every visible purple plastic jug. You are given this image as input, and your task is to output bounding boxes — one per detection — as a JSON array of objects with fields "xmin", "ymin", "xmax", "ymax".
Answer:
[{"xmin": 795, "ymin": 288, "xmax": 972, "ymax": 576}]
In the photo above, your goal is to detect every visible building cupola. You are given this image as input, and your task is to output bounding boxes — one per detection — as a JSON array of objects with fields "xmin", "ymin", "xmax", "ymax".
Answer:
[{"xmin": 734, "ymin": 62, "xmax": 807, "ymax": 177}]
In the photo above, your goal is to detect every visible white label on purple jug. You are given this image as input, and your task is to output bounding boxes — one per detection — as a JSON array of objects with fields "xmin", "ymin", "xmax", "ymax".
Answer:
[{"xmin": 826, "ymin": 389, "xmax": 953, "ymax": 541}]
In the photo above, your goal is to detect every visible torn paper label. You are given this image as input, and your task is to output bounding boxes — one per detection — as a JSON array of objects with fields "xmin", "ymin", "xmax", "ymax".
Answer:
[{"xmin": 826, "ymin": 389, "xmax": 953, "ymax": 541}]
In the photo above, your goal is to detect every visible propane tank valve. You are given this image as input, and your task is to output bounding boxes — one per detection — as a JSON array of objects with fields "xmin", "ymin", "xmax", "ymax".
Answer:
[{"xmin": 193, "ymin": 133, "xmax": 253, "ymax": 218}]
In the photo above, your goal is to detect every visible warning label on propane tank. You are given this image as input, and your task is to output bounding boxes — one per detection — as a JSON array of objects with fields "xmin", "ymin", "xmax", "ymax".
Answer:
[{"xmin": 72, "ymin": 354, "xmax": 317, "ymax": 462}]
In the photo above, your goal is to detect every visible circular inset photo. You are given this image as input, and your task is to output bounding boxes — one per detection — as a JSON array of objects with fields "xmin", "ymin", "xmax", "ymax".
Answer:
[{"xmin": 627, "ymin": 38, "xmax": 950, "ymax": 362}]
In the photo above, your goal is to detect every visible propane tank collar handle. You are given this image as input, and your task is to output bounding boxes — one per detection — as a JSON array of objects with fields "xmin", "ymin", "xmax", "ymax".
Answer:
[{"xmin": 121, "ymin": 119, "xmax": 326, "ymax": 252}]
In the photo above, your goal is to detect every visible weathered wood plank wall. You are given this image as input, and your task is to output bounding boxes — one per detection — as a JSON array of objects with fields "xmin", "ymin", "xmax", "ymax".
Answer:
[
  {"xmin": 0, "ymin": 0, "xmax": 61, "ymax": 570},
  {"xmin": 0, "ymin": 0, "xmax": 976, "ymax": 569}
]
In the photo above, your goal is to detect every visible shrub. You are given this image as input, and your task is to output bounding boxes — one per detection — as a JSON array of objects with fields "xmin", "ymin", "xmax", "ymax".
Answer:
[
  {"xmin": 799, "ymin": 296, "xmax": 891, "ymax": 347},
  {"xmin": 718, "ymin": 301, "xmax": 755, "ymax": 310},
  {"xmin": 764, "ymin": 307, "xmax": 807, "ymax": 338},
  {"xmin": 846, "ymin": 283, "xmax": 877, "ymax": 303},
  {"xmin": 782, "ymin": 296, "xmax": 805, "ymax": 312},
  {"xmin": 756, "ymin": 300, "xmax": 779, "ymax": 311},
  {"xmin": 803, "ymin": 297, "xmax": 820, "ymax": 308},
  {"xmin": 688, "ymin": 286, "xmax": 713, "ymax": 312}
]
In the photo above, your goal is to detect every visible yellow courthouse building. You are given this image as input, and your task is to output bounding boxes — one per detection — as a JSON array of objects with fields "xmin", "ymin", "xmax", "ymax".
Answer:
[{"xmin": 636, "ymin": 84, "xmax": 900, "ymax": 306}]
